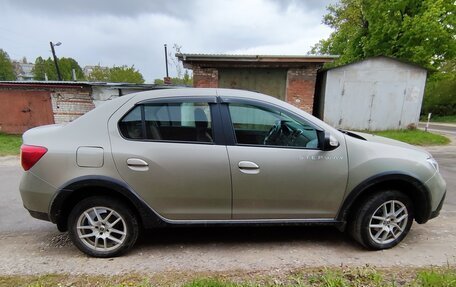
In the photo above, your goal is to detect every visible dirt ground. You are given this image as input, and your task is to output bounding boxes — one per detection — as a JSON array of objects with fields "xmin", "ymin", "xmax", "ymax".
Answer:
[{"xmin": 0, "ymin": 136, "xmax": 454, "ymax": 275}]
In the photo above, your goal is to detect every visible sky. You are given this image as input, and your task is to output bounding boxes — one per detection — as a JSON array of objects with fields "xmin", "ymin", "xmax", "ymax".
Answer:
[{"xmin": 0, "ymin": 0, "xmax": 335, "ymax": 82}]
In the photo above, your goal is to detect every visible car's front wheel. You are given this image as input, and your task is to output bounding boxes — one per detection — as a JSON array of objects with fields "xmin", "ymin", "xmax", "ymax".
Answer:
[
  {"xmin": 350, "ymin": 190, "xmax": 414, "ymax": 250},
  {"xmin": 67, "ymin": 196, "xmax": 139, "ymax": 257}
]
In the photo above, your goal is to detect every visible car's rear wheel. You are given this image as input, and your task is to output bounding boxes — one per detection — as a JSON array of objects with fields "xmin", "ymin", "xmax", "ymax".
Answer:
[
  {"xmin": 67, "ymin": 196, "xmax": 139, "ymax": 257},
  {"xmin": 349, "ymin": 190, "xmax": 414, "ymax": 250}
]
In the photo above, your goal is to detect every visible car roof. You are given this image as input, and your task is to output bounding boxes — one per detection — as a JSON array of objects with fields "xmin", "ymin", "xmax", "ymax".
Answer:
[{"xmin": 124, "ymin": 88, "xmax": 282, "ymax": 107}]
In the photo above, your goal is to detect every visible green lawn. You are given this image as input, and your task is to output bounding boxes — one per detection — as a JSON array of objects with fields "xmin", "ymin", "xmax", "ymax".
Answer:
[
  {"xmin": 0, "ymin": 267, "xmax": 455, "ymax": 287},
  {"xmin": 420, "ymin": 115, "xmax": 456, "ymax": 123},
  {"xmin": 371, "ymin": 129, "xmax": 450, "ymax": 146},
  {"xmin": 0, "ymin": 133, "xmax": 22, "ymax": 156}
]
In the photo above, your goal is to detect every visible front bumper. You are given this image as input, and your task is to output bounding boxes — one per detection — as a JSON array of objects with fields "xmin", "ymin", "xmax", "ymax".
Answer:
[
  {"xmin": 430, "ymin": 191, "xmax": 446, "ymax": 219},
  {"xmin": 425, "ymin": 172, "xmax": 446, "ymax": 208},
  {"xmin": 425, "ymin": 171, "xmax": 447, "ymax": 220}
]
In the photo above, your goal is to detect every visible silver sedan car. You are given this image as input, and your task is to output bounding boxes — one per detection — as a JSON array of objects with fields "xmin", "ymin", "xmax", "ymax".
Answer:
[{"xmin": 19, "ymin": 88, "xmax": 446, "ymax": 257}]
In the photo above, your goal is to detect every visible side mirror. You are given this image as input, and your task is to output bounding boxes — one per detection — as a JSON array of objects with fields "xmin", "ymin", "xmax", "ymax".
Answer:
[{"xmin": 317, "ymin": 130, "xmax": 340, "ymax": 151}]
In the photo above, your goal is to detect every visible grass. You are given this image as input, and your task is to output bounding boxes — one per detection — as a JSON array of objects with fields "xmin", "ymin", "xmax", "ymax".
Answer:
[
  {"xmin": 370, "ymin": 129, "xmax": 450, "ymax": 146},
  {"xmin": 420, "ymin": 115, "xmax": 456, "ymax": 123},
  {"xmin": 0, "ymin": 267, "xmax": 455, "ymax": 287},
  {"xmin": 0, "ymin": 133, "xmax": 22, "ymax": 156}
]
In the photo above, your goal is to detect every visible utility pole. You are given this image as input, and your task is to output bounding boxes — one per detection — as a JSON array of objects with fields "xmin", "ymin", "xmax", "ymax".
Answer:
[
  {"xmin": 50, "ymin": 41, "xmax": 62, "ymax": 81},
  {"xmin": 164, "ymin": 44, "xmax": 169, "ymax": 78},
  {"xmin": 163, "ymin": 44, "xmax": 171, "ymax": 84}
]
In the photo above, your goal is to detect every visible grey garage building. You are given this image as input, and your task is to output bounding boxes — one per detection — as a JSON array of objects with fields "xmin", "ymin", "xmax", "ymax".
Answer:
[{"xmin": 316, "ymin": 56, "xmax": 427, "ymax": 131}]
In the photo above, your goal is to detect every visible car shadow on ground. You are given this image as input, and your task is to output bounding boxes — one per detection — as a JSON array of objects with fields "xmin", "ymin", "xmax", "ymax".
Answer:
[
  {"xmin": 134, "ymin": 225, "xmax": 361, "ymax": 249},
  {"xmin": 42, "ymin": 225, "xmax": 364, "ymax": 257}
]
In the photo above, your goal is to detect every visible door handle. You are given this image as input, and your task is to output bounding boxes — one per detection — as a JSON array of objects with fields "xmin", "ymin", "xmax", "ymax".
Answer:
[
  {"xmin": 238, "ymin": 161, "xmax": 260, "ymax": 174},
  {"xmin": 127, "ymin": 158, "xmax": 149, "ymax": 171}
]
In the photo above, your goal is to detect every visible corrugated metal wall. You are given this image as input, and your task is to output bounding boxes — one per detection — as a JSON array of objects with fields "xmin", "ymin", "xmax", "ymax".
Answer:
[{"xmin": 320, "ymin": 57, "xmax": 426, "ymax": 131}]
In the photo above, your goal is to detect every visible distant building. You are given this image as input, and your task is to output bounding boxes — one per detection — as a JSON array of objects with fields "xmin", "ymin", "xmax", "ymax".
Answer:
[
  {"xmin": 12, "ymin": 61, "xmax": 34, "ymax": 81},
  {"xmin": 315, "ymin": 56, "xmax": 427, "ymax": 130}
]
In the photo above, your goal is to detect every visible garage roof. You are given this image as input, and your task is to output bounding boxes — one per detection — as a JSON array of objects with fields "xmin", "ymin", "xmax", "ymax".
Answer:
[
  {"xmin": 322, "ymin": 55, "xmax": 428, "ymax": 72},
  {"xmin": 0, "ymin": 81, "xmax": 176, "ymax": 90},
  {"xmin": 177, "ymin": 53, "xmax": 338, "ymax": 64}
]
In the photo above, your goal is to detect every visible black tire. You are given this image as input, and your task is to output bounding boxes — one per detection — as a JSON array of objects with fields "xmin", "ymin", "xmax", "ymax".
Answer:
[
  {"xmin": 67, "ymin": 196, "xmax": 139, "ymax": 257},
  {"xmin": 349, "ymin": 190, "xmax": 414, "ymax": 250}
]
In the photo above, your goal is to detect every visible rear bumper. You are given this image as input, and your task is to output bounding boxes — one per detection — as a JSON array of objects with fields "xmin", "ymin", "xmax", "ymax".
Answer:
[
  {"xmin": 19, "ymin": 171, "xmax": 56, "ymax": 215},
  {"xmin": 26, "ymin": 208, "xmax": 51, "ymax": 222}
]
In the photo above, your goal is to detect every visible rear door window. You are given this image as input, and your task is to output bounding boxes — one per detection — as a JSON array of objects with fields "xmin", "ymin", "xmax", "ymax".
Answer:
[
  {"xmin": 119, "ymin": 102, "xmax": 213, "ymax": 143},
  {"xmin": 118, "ymin": 106, "xmax": 143, "ymax": 139}
]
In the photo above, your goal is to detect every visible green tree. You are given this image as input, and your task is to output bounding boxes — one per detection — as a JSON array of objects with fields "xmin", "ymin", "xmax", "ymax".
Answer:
[
  {"xmin": 32, "ymin": 56, "xmax": 53, "ymax": 80},
  {"xmin": 0, "ymin": 49, "xmax": 16, "ymax": 80},
  {"xmin": 33, "ymin": 57, "xmax": 85, "ymax": 81},
  {"xmin": 310, "ymin": 0, "xmax": 455, "ymax": 70},
  {"xmin": 153, "ymin": 70, "xmax": 193, "ymax": 86},
  {"xmin": 59, "ymin": 58, "xmax": 85, "ymax": 80},
  {"xmin": 87, "ymin": 65, "xmax": 145, "ymax": 84},
  {"xmin": 86, "ymin": 65, "xmax": 110, "ymax": 82},
  {"xmin": 182, "ymin": 70, "xmax": 192, "ymax": 86},
  {"xmin": 422, "ymin": 59, "xmax": 456, "ymax": 116},
  {"xmin": 109, "ymin": 65, "xmax": 144, "ymax": 84}
]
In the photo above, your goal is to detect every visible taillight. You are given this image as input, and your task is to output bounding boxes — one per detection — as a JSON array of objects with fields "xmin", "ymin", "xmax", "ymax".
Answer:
[{"xmin": 20, "ymin": 145, "xmax": 48, "ymax": 171}]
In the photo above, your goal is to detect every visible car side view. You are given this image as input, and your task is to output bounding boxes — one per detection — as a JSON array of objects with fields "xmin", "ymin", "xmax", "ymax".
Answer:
[{"xmin": 19, "ymin": 88, "xmax": 446, "ymax": 257}]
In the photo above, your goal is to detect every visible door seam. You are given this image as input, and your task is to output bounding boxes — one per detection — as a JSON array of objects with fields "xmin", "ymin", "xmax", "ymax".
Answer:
[{"xmin": 225, "ymin": 146, "xmax": 234, "ymax": 219}]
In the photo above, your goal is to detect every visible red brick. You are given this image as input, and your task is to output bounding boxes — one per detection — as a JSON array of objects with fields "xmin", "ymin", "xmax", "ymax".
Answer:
[
  {"xmin": 285, "ymin": 66, "xmax": 318, "ymax": 113},
  {"xmin": 193, "ymin": 66, "xmax": 218, "ymax": 88}
]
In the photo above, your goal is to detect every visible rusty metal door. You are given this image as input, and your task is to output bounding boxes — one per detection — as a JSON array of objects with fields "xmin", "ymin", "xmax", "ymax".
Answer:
[
  {"xmin": 218, "ymin": 68, "xmax": 287, "ymax": 100},
  {"xmin": 0, "ymin": 90, "xmax": 54, "ymax": 134}
]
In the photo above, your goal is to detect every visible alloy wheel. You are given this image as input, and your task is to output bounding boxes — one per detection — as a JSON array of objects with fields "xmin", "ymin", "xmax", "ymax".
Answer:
[
  {"xmin": 368, "ymin": 200, "xmax": 408, "ymax": 245},
  {"xmin": 76, "ymin": 207, "xmax": 127, "ymax": 252}
]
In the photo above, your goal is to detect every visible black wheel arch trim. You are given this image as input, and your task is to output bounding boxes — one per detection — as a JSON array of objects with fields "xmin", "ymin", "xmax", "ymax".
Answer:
[
  {"xmin": 336, "ymin": 171, "xmax": 432, "ymax": 226},
  {"xmin": 49, "ymin": 175, "xmax": 168, "ymax": 231}
]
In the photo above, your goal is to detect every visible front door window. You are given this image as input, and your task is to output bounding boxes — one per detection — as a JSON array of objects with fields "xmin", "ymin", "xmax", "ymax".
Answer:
[{"xmin": 228, "ymin": 103, "xmax": 319, "ymax": 148}]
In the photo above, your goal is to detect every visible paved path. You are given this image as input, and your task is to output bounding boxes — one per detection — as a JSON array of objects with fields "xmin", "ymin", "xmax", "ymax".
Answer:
[{"xmin": 419, "ymin": 122, "xmax": 456, "ymax": 135}]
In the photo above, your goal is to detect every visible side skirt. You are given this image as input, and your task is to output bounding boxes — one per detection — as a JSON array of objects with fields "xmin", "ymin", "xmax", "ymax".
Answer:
[{"xmin": 144, "ymin": 218, "xmax": 345, "ymax": 230}]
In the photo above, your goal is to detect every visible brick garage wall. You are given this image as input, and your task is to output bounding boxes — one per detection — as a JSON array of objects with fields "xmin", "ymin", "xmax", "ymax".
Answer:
[
  {"xmin": 285, "ymin": 65, "xmax": 320, "ymax": 113},
  {"xmin": 50, "ymin": 90, "xmax": 95, "ymax": 124},
  {"xmin": 0, "ymin": 90, "xmax": 54, "ymax": 134},
  {"xmin": 192, "ymin": 66, "xmax": 218, "ymax": 88},
  {"xmin": 0, "ymin": 85, "xmax": 95, "ymax": 134},
  {"xmin": 191, "ymin": 64, "xmax": 322, "ymax": 114}
]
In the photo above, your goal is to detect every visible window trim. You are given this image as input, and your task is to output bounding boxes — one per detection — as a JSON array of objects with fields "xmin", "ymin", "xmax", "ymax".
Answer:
[
  {"xmin": 220, "ymin": 97, "xmax": 324, "ymax": 150},
  {"xmin": 117, "ymin": 99, "xmax": 218, "ymax": 145},
  {"xmin": 117, "ymin": 96, "xmax": 325, "ymax": 149},
  {"xmin": 138, "ymin": 96, "xmax": 217, "ymax": 105}
]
